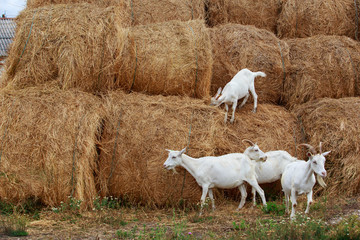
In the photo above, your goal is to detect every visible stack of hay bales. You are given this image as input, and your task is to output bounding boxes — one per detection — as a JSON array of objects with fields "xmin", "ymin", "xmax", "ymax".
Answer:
[
  {"xmin": 207, "ymin": 0, "xmax": 283, "ymax": 34},
  {"xmin": 283, "ymin": 35, "xmax": 360, "ymax": 109},
  {"xmin": 97, "ymin": 91, "xmax": 301, "ymax": 206},
  {"xmin": 210, "ymin": 24, "xmax": 290, "ymax": 104},
  {"xmin": 293, "ymin": 98, "xmax": 360, "ymax": 196},
  {"xmin": 116, "ymin": 19, "xmax": 213, "ymax": 99},
  {"xmin": 0, "ymin": 86, "xmax": 103, "ymax": 208},
  {"xmin": 277, "ymin": 0, "xmax": 358, "ymax": 40}
]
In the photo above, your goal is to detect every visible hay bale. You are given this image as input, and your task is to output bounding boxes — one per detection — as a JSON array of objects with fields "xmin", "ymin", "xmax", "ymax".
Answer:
[
  {"xmin": 277, "ymin": 0, "xmax": 358, "ymax": 39},
  {"xmin": 1, "ymin": 3, "xmax": 128, "ymax": 93},
  {"xmin": 210, "ymin": 24, "xmax": 290, "ymax": 104},
  {"xmin": 0, "ymin": 86, "xmax": 103, "ymax": 208},
  {"xmin": 97, "ymin": 91, "xmax": 301, "ymax": 207},
  {"xmin": 26, "ymin": 0, "xmax": 206, "ymax": 26},
  {"xmin": 293, "ymin": 98, "xmax": 360, "ymax": 196},
  {"xmin": 207, "ymin": 0, "xmax": 284, "ymax": 33},
  {"xmin": 116, "ymin": 20, "xmax": 212, "ymax": 99},
  {"xmin": 283, "ymin": 35, "xmax": 360, "ymax": 109}
]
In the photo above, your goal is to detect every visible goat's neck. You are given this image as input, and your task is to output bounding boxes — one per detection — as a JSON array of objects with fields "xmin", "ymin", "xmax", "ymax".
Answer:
[
  {"xmin": 304, "ymin": 160, "xmax": 314, "ymax": 183},
  {"xmin": 180, "ymin": 154, "xmax": 201, "ymax": 179}
]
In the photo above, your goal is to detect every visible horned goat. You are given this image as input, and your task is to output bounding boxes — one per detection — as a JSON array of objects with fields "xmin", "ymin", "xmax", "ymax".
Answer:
[
  {"xmin": 210, "ymin": 68, "xmax": 266, "ymax": 123},
  {"xmin": 251, "ymin": 150, "xmax": 299, "ymax": 206},
  {"xmin": 281, "ymin": 142, "xmax": 330, "ymax": 220},
  {"xmin": 163, "ymin": 140, "xmax": 267, "ymax": 215}
]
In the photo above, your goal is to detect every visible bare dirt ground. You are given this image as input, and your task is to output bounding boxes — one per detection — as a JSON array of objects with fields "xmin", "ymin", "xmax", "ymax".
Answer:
[{"xmin": 0, "ymin": 194, "xmax": 359, "ymax": 239}]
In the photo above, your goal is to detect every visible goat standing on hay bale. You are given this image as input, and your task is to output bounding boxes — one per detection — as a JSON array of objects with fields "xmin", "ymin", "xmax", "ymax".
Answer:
[
  {"xmin": 210, "ymin": 68, "xmax": 266, "ymax": 123},
  {"xmin": 163, "ymin": 140, "xmax": 267, "ymax": 216},
  {"xmin": 281, "ymin": 142, "xmax": 330, "ymax": 220}
]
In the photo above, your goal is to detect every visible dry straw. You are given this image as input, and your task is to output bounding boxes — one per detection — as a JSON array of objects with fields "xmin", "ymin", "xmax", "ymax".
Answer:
[
  {"xmin": 116, "ymin": 20, "xmax": 213, "ymax": 99},
  {"xmin": 277, "ymin": 0, "xmax": 358, "ymax": 39},
  {"xmin": 0, "ymin": 86, "xmax": 104, "ymax": 209},
  {"xmin": 97, "ymin": 90, "xmax": 301, "ymax": 207},
  {"xmin": 1, "ymin": 3, "xmax": 128, "ymax": 93},
  {"xmin": 26, "ymin": 0, "xmax": 206, "ymax": 26},
  {"xmin": 283, "ymin": 35, "xmax": 360, "ymax": 109},
  {"xmin": 293, "ymin": 97, "xmax": 360, "ymax": 196},
  {"xmin": 210, "ymin": 24, "xmax": 290, "ymax": 104},
  {"xmin": 207, "ymin": 0, "xmax": 284, "ymax": 33}
]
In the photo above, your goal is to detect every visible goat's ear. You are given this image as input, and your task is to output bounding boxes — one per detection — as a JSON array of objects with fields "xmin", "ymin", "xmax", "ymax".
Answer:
[
  {"xmin": 306, "ymin": 151, "xmax": 313, "ymax": 158},
  {"xmin": 216, "ymin": 87, "xmax": 222, "ymax": 95},
  {"xmin": 165, "ymin": 149, "xmax": 171, "ymax": 152},
  {"xmin": 179, "ymin": 147, "xmax": 187, "ymax": 155},
  {"xmin": 322, "ymin": 151, "xmax": 331, "ymax": 157}
]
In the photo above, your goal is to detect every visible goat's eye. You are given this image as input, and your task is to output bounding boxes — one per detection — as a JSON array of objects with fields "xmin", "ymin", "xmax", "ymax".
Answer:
[
  {"xmin": 255, "ymin": 149, "xmax": 258, "ymax": 152},
  {"xmin": 172, "ymin": 156, "xmax": 176, "ymax": 159},
  {"xmin": 313, "ymin": 161, "xmax": 317, "ymax": 165}
]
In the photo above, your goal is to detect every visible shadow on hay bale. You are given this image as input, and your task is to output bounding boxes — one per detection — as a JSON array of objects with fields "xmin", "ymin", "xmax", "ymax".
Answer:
[
  {"xmin": 293, "ymin": 97, "xmax": 360, "ymax": 197},
  {"xmin": 116, "ymin": 19, "xmax": 213, "ymax": 99},
  {"xmin": 0, "ymin": 86, "xmax": 104, "ymax": 209},
  {"xmin": 283, "ymin": 35, "xmax": 360, "ymax": 109},
  {"xmin": 1, "ymin": 3, "xmax": 128, "ymax": 93},
  {"xmin": 277, "ymin": 0, "xmax": 359, "ymax": 40},
  {"xmin": 207, "ymin": 0, "xmax": 284, "ymax": 33},
  {"xmin": 26, "ymin": 0, "xmax": 206, "ymax": 26},
  {"xmin": 97, "ymin": 90, "xmax": 301, "ymax": 207},
  {"xmin": 210, "ymin": 24, "xmax": 290, "ymax": 104}
]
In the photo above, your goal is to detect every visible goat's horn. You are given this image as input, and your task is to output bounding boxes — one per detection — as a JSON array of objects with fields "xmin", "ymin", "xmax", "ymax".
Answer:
[
  {"xmin": 299, "ymin": 143, "xmax": 317, "ymax": 155},
  {"xmin": 242, "ymin": 139, "xmax": 255, "ymax": 146},
  {"xmin": 319, "ymin": 142, "xmax": 323, "ymax": 154}
]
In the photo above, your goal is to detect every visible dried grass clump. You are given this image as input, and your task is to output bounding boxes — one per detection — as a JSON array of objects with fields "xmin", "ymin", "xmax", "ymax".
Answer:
[
  {"xmin": 116, "ymin": 20, "xmax": 212, "ymax": 99},
  {"xmin": 283, "ymin": 35, "xmax": 360, "ymax": 109},
  {"xmin": 293, "ymin": 98, "xmax": 360, "ymax": 196},
  {"xmin": 26, "ymin": 0, "xmax": 205, "ymax": 26},
  {"xmin": 207, "ymin": 0, "xmax": 284, "ymax": 33},
  {"xmin": 1, "ymin": 3, "xmax": 128, "ymax": 93},
  {"xmin": 210, "ymin": 24, "xmax": 290, "ymax": 104},
  {"xmin": 277, "ymin": 0, "xmax": 358, "ymax": 39},
  {"xmin": 26, "ymin": 0, "xmax": 123, "ymax": 8},
  {"xmin": 97, "ymin": 91, "xmax": 301, "ymax": 207},
  {"xmin": 0, "ymin": 86, "xmax": 104, "ymax": 208},
  {"xmin": 129, "ymin": 0, "xmax": 206, "ymax": 26}
]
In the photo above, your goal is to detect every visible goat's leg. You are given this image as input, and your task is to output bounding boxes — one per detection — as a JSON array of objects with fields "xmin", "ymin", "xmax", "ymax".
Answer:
[
  {"xmin": 284, "ymin": 191, "xmax": 290, "ymax": 214},
  {"xmin": 290, "ymin": 188, "xmax": 297, "ymax": 220},
  {"xmin": 237, "ymin": 184, "xmax": 247, "ymax": 209},
  {"xmin": 252, "ymin": 187, "xmax": 257, "ymax": 207},
  {"xmin": 224, "ymin": 104, "xmax": 229, "ymax": 123},
  {"xmin": 208, "ymin": 189, "xmax": 215, "ymax": 211},
  {"xmin": 247, "ymin": 178, "xmax": 267, "ymax": 207},
  {"xmin": 249, "ymin": 86, "xmax": 258, "ymax": 113},
  {"xmin": 230, "ymin": 101, "xmax": 238, "ymax": 123},
  {"xmin": 199, "ymin": 186, "xmax": 209, "ymax": 216},
  {"xmin": 239, "ymin": 93, "xmax": 249, "ymax": 108},
  {"xmin": 305, "ymin": 190, "xmax": 313, "ymax": 214}
]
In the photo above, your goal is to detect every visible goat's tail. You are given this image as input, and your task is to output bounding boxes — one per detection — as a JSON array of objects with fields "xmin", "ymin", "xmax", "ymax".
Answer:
[{"xmin": 253, "ymin": 71, "xmax": 266, "ymax": 78}]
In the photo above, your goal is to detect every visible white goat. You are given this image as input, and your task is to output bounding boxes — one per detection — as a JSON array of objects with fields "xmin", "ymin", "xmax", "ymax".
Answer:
[
  {"xmin": 163, "ymin": 141, "xmax": 267, "ymax": 215},
  {"xmin": 210, "ymin": 68, "xmax": 266, "ymax": 123},
  {"xmin": 281, "ymin": 143, "xmax": 330, "ymax": 220},
  {"xmin": 251, "ymin": 150, "xmax": 299, "ymax": 206}
]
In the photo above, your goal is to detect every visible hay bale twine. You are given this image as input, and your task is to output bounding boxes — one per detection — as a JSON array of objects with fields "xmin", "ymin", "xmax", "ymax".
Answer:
[
  {"xmin": 97, "ymin": 91, "xmax": 301, "ymax": 207},
  {"xmin": 283, "ymin": 35, "xmax": 360, "ymax": 109},
  {"xmin": 1, "ymin": 3, "xmax": 128, "ymax": 93},
  {"xmin": 277, "ymin": 0, "xmax": 358, "ymax": 39},
  {"xmin": 210, "ymin": 24, "xmax": 290, "ymax": 104},
  {"xmin": 0, "ymin": 86, "xmax": 103, "ymax": 208},
  {"xmin": 293, "ymin": 98, "xmax": 360, "ymax": 196},
  {"xmin": 26, "ymin": 0, "xmax": 206, "ymax": 26},
  {"xmin": 116, "ymin": 20, "xmax": 212, "ymax": 99},
  {"xmin": 207, "ymin": 0, "xmax": 283, "ymax": 33}
]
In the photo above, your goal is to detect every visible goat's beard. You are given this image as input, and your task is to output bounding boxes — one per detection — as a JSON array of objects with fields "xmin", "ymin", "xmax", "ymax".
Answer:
[{"xmin": 316, "ymin": 174, "xmax": 327, "ymax": 188}]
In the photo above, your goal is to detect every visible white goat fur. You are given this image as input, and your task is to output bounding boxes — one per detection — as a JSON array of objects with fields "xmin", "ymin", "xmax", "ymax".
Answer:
[
  {"xmin": 281, "ymin": 143, "xmax": 330, "ymax": 219},
  {"xmin": 251, "ymin": 150, "xmax": 299, "ymax": 206},
  {"xmin": 210, "ymin": 68, "xmax": 266, "ymax": 123},
  {"xmin": 163, "ymin": 144, "xmax": 267, "ymax": 215}
]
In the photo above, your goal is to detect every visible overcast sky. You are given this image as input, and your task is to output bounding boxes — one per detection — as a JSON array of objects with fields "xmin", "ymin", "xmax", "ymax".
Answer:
[{"xmin": 1, "ymin": 0, "xmax": 27, "ymax": 18}]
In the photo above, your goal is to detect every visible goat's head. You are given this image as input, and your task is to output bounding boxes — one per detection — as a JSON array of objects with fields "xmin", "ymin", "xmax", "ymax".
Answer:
[
  {"xmin": 300, "ymin": 142, "xmax": 331, "ymax": 178},
  {"xmin": 242, "ymin": 139, "xmax": 267, "ymax": 162},
  {"xmin": 163, "ymin": 147, "xmax": 186, "ymax": 170},
  {"xmin": 210, "ymin": 87, "xmax": 222, "ymax": 106}
]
